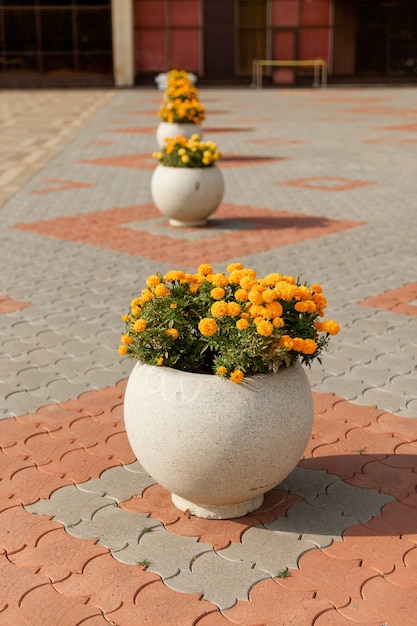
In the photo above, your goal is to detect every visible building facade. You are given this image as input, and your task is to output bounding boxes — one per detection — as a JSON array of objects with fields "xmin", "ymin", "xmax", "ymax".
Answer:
[{"xmin": 1, "ymin": 0, "xmax": 416, "ymax": 88}]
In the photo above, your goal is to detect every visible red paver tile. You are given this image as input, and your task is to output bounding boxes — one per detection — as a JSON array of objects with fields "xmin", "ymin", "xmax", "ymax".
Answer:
[
  {"xmin": 54, "ymin": 552, "xmax": 161, "ymax": 613},
  {"xmin": 6, "ymin": 465, "xmax": 70, "ymax": 504},
  {"xmin": 0, "ymin": 504, "xmax": 61, "ymax": 553},
  {"xmin": 12, "ymin": 203, "xmax": 362, "ymax": 265},
  {"xmin": 0, "ymin": 418, "xmax": 41, "ymax": 449},
  {"xmin": 223, "ymin": 578, "xmax": 331, "ymax": 625},
  {"xmin": 80, "ymin": 152, "xmax": 286, "ymax": 171},
  {"xmin": 30, "ymin": 178, "xmax": 94, "ymax": 194},
  {"xmin": 384, "ymin": 546, "xmax": 417, "ymax": 588},
  {"xmin": 0, "ymin": 583, "xmax": 106, "ymax": 626},
  {"xmin": 314, "ymin": 607, "xmax": 382, "ymax": 625},
  {"xmin": 37, "ymin": 447, "xmax": 118, "ymax": 483},
  {"xmin": 338, "ymin": 575, "xmax": 417, "ymax": 625},
  {"xmin": 377, "ymin": 122, "xmax": 417, "ymax": 132},
  {"xmin": 359, "ymin": 282, "xmax": 417, "ymax": 316},
  {"xmin": 122, "ymin": 484, "xmax": 302, "ymax": 550},
  {"xmin": 279, "ymin": 176, "xmax": 375, "ymax": 192},
  {"xmin": 10, "ymin": 527, "xmax": 108, "ymax": 582},
  {"xmin": 361, "ymin": 500, "xmax": 417, "ymax": 542},
  {"xmin": 0, "ymin": 549, "xmax": 50, "ymax": 610},
  {"xmin": 0, "ymin": 295, "xmax": 31, "ymax": 314}
]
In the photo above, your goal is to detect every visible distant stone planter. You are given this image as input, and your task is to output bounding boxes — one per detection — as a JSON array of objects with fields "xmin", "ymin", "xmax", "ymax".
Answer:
[
  {"xmin": 123, "ymin": 361, "xmax": 314, "ymax": 519},
  {"xmin": 150, "ymin": 163, "xmax": 224, "ymax": 227},
  {"xmin": 156, "ymin": 122, "xmax": 202, "ymax": 150}
]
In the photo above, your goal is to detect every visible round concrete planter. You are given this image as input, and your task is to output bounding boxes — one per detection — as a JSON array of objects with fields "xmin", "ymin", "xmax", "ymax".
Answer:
[
  {"xmin": 156, "ymin": 122, "xmax": 202, "ymax": 149},
  {"xmin": 150, "ymin": 163, "xmax": 224, "ymax": 227},
  {"xmin": 123, "ymin": 361, "xmax": 314, "ymax": 519}
]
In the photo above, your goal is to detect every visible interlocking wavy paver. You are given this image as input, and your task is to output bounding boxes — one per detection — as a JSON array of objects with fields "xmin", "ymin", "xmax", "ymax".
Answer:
[{"xmin": 1, "ymin": 86, "xmax": 417, "ymax": 623}]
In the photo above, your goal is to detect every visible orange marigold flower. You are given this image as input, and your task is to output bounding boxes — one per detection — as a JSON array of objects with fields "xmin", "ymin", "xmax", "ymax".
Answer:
[
  {"xmin": 273, "ymin": 317, "xmax": 284, "ymax": 327},
  {"xmin": 282, "ymin": 275, "xmax": 295, "ymax": 284},
  {"xmin": 275, "ymin": 282, "xmax": 297, "ymax": 301},
  {"xmin": 302, "ymin": 339, "xmax": 317, "ymax": 354},
  {"xmin": 240, "ymin": 276, "xmax": 257, "ymax": 290},
  {"xmin": 227, "ymin": 302, "xmax": 241, "ymax": 317},
  {"xmin": 210, "ymin": 273, "xmax": 229, "ymax": 287},
  {"xmin": 165, "ymin": 328, "xmax": 179, "ymax": 339},
  {"xmin": 236, "ymin": 318, "xmax": 249, "ymax": 331},
  {"xmin": 141, "ymin": 289, "xmax": 154, "ymax": 302},
  {"xmin": 262, "ymin": 289, "xmax": 278, "ymax": 303},
  {"xmin": 227, "ymin": 262, "xmax": 244, "ymax": 273},
  {"xmin": 120, "ymin": 333, "xmax": 134, "ymax": 344},
  {"xmin": 211, "ymin": 287, "xmax": 225, "ymax": 300},
  {"xmin": 260, "ymin": 273, "xmax": 282, "ymax": 286},
  {"xmin": 146, "ymin": 274, "xmax": 161, "ymax": 288},
  {"xmin": 157, "ymin": 357, "xmax": 164, "ymax": 365},
  {"xmin": 292, "ymin": 337, "xmax": 305, "ymax": 352},
  {"xmin": 131, "ymin": 305, "xmax": 141, "ymax": 316},
  {"xmin": 164, "ymin": 270, "xmax": 186, "ymax": 283},
  {"xmin": 295, "ymin": 286, "xmax": 312, "ymax": 301},
  {"xmin": 189, "ymin": 283, "xmax": 200, "ymax": 294},
  {"xmin": 121, "ymin": 314, "xmax": 131, "ymax": 322},
  {"xmin": 217, "ymin": 365, "xmax": 227, "ymax": 376},
  {"xmin": 211, "ymin": 301, "xmax": 228, "ymax": 317},
  {"xmin": 311, "ymin": 283, "xmax": 322, "ymax": 294},
  {"xmin": 279, "ymin": 335, "xmax": 294, "ymax": 350},
  {"xmin": 321, "ymin": 320, "xmax": 340, "ymax": 335},
  {"xmin": 248, "ymin": 290, "xmax": 263, "ymax": 305},
  {"xmin": 314, "ymin": 321, "xmax": 324, "ymax": 331},
  {"xmin": 235, "ymin": 288, "xmax": 249, "ymax": 302},
  {"xmin": 154, "ymin": 283, "xmax": 170, "ymax": 297},
  {"xmin": 294, "ymin": 300, "xmax": 317, "ymax": 313},
  {"xmin": 197, "ymin": 263, "xmax": 213, "ymax": 275},
  {"xmin": 130, "ymin": 297, "xmax": 142, "ymax": 309},
  {"xmin": 118, "ymin": 345, "xmax": 128, "ymax": 356},
  {"xmin": 198, "ymin": 317, "xmax": 218, "ymax": 336},
  {"xmin": 256, "ymin": 320, "xmax": 273, "ymax": 337},
  {"xmin": 133, "ymin": 319, "xmax": 147, "ymax": 333},
  {"xmin": 230, "ymin": 369, "xmax": 244, "ymax": 383},
  {"xmin": 312, "ymin": 293, "xmax": 327, "ymax": 310},
  {"xmin": 266, "ymin": 302, "xmax": 283, "ymax": 318}
]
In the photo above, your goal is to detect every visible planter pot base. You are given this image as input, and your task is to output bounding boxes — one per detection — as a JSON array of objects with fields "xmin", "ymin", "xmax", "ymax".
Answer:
[{"xmin": 172, "ymin": 493, "xmax": 264, "ymax": 519}]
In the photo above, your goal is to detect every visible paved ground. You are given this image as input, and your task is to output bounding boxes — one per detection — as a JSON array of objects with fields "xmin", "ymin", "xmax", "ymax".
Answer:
[{"xmin": 1, "ymin": 85, "xmax": 417, "ymax": 625}]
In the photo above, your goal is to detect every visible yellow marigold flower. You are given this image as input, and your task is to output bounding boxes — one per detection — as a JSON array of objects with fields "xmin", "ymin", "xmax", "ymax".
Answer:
[
  {"xmin": 121, "ymin": 314, "xmax": 131, "ymax": 322},
  {"xmin": 133, "ymin": 319, "xmax": 147, "ymax": 332},
  {"xmin": 321, "ymin": 320, "xmax": 340, "ymax": 335},
  {"xmin": 235, "ymin": 288, "xmax": 249, "ymax": 302},
  {"xmin": 211, "ymin": 287, "xmax": 225, "ymax": 300},
  {"xmin": 178, "ymin": 148, "xmax": 186, "ymax": 156},
  {"xmin": 248, "ymin": 290, "xmax": 263, "ymax": 305},
  {"xmin": 154, "ymin": 283, "xmax": 170, "ymax": 298},
  {"xmin": 210, "ymin": 273, "xmax": 229, "ymax": 287},
  {"xmin": 227, "ymin": 262, "xmax": 243, "ymax": 273},
  {"xmin": 198, "ymin": 263, "xmax": 213, "ymax": 275},
  {"xmin": 181, "ymin": 155, "xmax": 190, "ymax": 164},
  {"xmin": 236, "ymin": 318, "xmax": 249, "ymax": 331},
  {"xmin": 227, "ymin": 302, "xmax": 241, "ymax": 317},
  {"xmin": 164, "ymin": 270, "xmax": 186, "ymax": 282},
  {"xmin": 198, "ymin": 317, "xmax": 218, "ymax": 336},
  {"xmin": 165, "ymin": 328, "xmax": 179, "ymax": 339},
  {"xmin": 302, "ymin": 339, "xmax": 317, "ymax": 354},
  {"xmin": 217, "ymin": 365, "xmax": 227, "ymax": 376},
  {"xmin": 118, "ymin": 344, "xmax": 128, "ymax": 356},
  {"xmin": 230, "ymin": 369, "xmax": 244, "ymax": 383},
  {"xmin": 120, "ymin": 333, "xmax": 134, "ymax": 344},
  {"xmin": 273, "ymin": 317, "xmax": 284, "ymax": 328},
  {"xmin": 294, "ymin": 300, "xmax": 317, "ymax": 313},
  {"xmin": 152, "ymin": 151, "xmax": 163, "ymax": 161},
  {"xmin": 311, "ymin": 283, "xmax": 322, "ymax": 293},
  {"xmin": 157, "ymin": 357, "xmax": 164, "ymax": 365},
  {"xmin": 131, "ymin": 305, "xmax": 141, "ymax": 316},
  {"xmin": 211, "ymin": 301, "xmax": 228, "ymax": 317},
  {"xmin": 170, "ymin": 303, "xmax": 177, "ymax": 309},
  {"xmin": 141, "ymin": 289, "xmax": 154, "ymax": 302},
  {"xmin": 146, "ymin": 274, "xmax": 161, "ymax": 288},
  {"xmin": 279, "ymin": 335, "xmax": 294, "ymax": 350},
  {"xmin": 256, "ymin": 320, "xmax": 273, "ymax": 337}
]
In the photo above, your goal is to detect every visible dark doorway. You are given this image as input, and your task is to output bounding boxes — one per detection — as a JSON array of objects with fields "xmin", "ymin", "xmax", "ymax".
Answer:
[
  {"xmin": 0, "ymin": 1, "xmax": 113, "ymax": 87},
  {"xmin": 355, "ymin": 0, "xmax": 417, "ymax": 78}
]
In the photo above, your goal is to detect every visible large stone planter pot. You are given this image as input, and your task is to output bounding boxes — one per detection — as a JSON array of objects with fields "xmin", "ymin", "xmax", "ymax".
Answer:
[
  {"xmin": 156, "ymin": 122, "xmax": 202, "ymax": 149},
  {"xmin": 123, "ymin": 361, "xmax": 314, "ymax": 519},
  {"xmin": 150, "ymin": 163, "xmax": 224, "ymax": 227}
]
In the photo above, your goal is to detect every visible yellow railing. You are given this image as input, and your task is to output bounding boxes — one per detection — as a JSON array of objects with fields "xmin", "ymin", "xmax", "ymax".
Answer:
[{"xmin": 252, "ymin": 59, "xmax": 327, "ymax": 89}]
